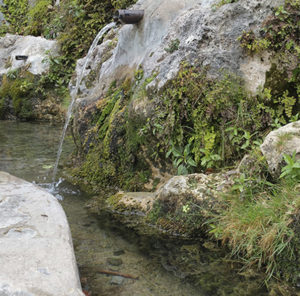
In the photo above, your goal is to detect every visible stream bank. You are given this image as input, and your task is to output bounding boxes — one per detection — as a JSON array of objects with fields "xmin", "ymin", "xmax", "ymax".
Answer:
[{"xmin": 0, "ymin": 120, "xmax": 207, "ymax": 296}]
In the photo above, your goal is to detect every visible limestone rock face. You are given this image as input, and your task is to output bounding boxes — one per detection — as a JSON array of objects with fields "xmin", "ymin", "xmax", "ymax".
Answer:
[
  {"xmin": 74, "ymin": 0, "xmax": 283, "ymax": 100},
  {"xmin": 0, "ymin": 34, "xmax": 60, "ymax": 76},
  {"xmin": 0, "ymin": 172, "xmax": 84, "ymax": 296},
  {"xmin": 260, "ymin": 121, "xmax": 300, "ymax": 177}
]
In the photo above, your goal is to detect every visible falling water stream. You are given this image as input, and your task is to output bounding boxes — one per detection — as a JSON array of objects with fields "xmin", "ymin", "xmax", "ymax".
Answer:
[{"xmin": 52, "ymin": 22, "xmax": 116, "ymax": 183}]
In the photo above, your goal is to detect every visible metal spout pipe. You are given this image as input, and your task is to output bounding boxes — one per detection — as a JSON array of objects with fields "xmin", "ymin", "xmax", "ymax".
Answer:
[
  {"xmin": 113, "ymin": 10, "xmax": 144, "ymax": 24},
  {"xmin": 15, "ymin": 55, "xmax": 28, "ymax": 61}
]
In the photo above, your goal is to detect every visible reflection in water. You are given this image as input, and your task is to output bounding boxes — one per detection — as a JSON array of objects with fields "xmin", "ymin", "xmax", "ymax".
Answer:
[{"xmin": 0, "ymin": 121, "xmax": 204, "ymax": 296}]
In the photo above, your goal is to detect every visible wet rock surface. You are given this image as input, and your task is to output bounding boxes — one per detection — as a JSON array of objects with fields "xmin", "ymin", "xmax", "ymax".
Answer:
[{"xmin": 0, "ymin": 171, "xmax": 84, "ymax": 296}]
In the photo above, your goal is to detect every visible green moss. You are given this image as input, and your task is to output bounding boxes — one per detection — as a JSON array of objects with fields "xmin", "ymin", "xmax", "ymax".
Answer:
[
  {"xmin": 71, "ymin": 79, "xmax": 150, "ymax": 193},
  {"xmin": 164, "ymin": 39, "xmax": 180, "ymax": 53},
  {"xmin": 0, "ymin": 65, "xmax": 68, "ymax": 121},
  {"xmin": 0, "ymin": 73, "xmax": 35, "ymax": 120},
  {"xmin": 107, "ymin": 193, "xmax": 123, "ymax": 207}
]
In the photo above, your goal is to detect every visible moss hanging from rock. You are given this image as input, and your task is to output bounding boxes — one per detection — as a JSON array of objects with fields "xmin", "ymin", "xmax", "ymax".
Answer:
[{"xmin": 71, "ymin": 79, "xmax": 150, "ymax": 193}]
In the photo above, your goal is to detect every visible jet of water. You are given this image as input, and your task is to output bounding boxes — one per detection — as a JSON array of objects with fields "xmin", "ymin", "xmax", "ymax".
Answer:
[{"xmin": 52, "ymin": 22, "xmax": 116, "ymax": 183}]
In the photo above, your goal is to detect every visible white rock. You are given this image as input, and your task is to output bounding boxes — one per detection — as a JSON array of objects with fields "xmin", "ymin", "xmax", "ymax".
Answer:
[
  {"xmin": 0, "ymin": 34, "xmax": 60, "ymax": 76},
  {"xmin": 0, "ymin": 171, "xmax": 84, "ymax": 296},
  {"xmin": 75, "ymin": 0, "xmax": 284, "ymax": 100},
  {"xmin": 260, "ymin": 121, "xmax": 300, "ymax": 177}
]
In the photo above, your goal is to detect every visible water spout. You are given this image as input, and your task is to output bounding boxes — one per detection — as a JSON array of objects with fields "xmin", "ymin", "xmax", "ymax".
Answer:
[
  {"xmin": 52, "ymin": 22, "xmax": 116, "ymax": 184},
  {"xmin": 113, "ymin": 10, "xmax": 144, "ymax": 24},
  {"xmin": 15, "ymin": 55, "xmax": 28, "ymax": 60}
]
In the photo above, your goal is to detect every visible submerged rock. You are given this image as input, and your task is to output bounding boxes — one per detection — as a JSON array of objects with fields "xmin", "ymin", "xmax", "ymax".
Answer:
[
  {"xmin": 0, "ymin": 171, "xmax": 84, "ymax": 296},
  {"xmin": 260, "ymin": 120, "xmax": 300, "ymax": 178}
]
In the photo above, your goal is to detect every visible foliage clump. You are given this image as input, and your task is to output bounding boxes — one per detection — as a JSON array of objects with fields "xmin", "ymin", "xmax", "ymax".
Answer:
[
  {"xmin": 0, "ymin": 55, "xmax": 70, "ymax": 121},
  {"xmin": 0, "ymin": 70, "xmax": 35, "ymax": 120},
  {"xmin": 239, "ymin": 0, "xmax": 299, "ymax": 108},
  {"xmin": 139, "ymin": 63, "xmax": 298, "ymax": 175},
  {"xmin": 208, "ymin": 149, "xmax": 300, "ymax": 285}
]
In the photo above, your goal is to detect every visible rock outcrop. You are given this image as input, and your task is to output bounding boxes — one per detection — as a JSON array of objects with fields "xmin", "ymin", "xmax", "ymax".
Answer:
[
  {"xmin": 71, "ymin": 0, "xmax": 288, "ymax": 193},
  {"xmin": 74, "ymin": 0, "xmax": 283, "ymax": 99},
  {"xmin": 0, "ymin": 34, "xmax": 64, "ymax": 121},
  {"xmin": 0, "ymin": 34, "xmax": 60, "ymax": 76},
  {"xmin": 93, "ymin": 172, "xmax": 236, "ymax": 238},
  {"xmin": 0, "ymin": 171, "xmax": 84, "ymax": 296},
  {"xmin": 261, "ymin": 120, "xmax": 300, "ymax": 177}
]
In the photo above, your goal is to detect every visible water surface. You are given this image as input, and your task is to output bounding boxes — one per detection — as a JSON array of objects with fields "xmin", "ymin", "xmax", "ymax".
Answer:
[{"xmin": 0, "ymin": 120, "xmax": 204, "ymax": 296}]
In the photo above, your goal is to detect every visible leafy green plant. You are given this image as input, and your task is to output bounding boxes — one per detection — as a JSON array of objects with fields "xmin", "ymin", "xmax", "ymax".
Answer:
[
  {"xmin": 0, "ymin": 0, "xmax": 28, "ymax": 34},
  {"xmin": 238, "ymin": 0, "xmax": 299, "ymax": 117},
  {"xmin": 226, "ymin": 127, "xmax": 257, "ymax": 152},
  {"xmin": 6, "ymin": 69, "xmax": 19, "ymax": 80},
  {"xmin": 199, "ymin": 148, "xmax": 222, "ymax": 168},
  {"xmin": 166, "ymin": 142, "xmax": 197, "ymax": 175},
  {"xmin": 238, "ymin": 30, "xmax": 271, "ymax": 54},
  {"xmin": 280, "ymin": 151, "xmax": 300, "ymax": 180},
  {"xmin": 26, "ymin": 0, "xmax": 52, "ymax": 36}
]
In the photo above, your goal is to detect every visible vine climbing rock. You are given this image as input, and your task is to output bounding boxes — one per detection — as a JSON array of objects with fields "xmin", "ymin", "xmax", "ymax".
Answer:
[
  {"xmin": 260, "ymin": 120, "xmax": 300, "ymax": 178},
  {"xmin": 0, "ymin": 172, "xmax": 84, "ymax": 296}
]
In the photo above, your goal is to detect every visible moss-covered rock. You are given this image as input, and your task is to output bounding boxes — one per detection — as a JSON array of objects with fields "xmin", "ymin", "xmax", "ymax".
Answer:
[
  {"xmin": 88, "ymin": 172, "xmax": 235, "ymax": 238},
  {"xmin": 0, "ymin": 70, "xmax": 65, "ymax": 121}
]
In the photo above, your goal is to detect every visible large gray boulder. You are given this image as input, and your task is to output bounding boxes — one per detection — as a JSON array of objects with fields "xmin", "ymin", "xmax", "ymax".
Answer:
[
  {"xmin": 0, "ymin": 34, "xmax": 60, "ymax": 76},
  {"xmin": 0, "ymin": 172, "xmax": 84, "ymax": 296},
  {"xmin": 73, "ymin": 0, "xmax": 283, "ymax": 101},
  {"xmin": 260, "ymin": 121, "xmax": 300, "ymax": 178}
]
